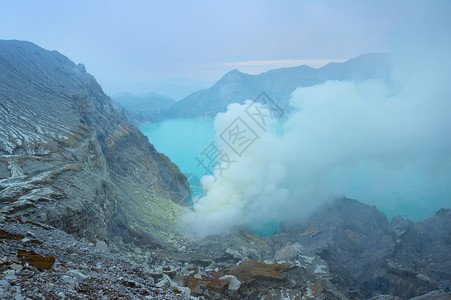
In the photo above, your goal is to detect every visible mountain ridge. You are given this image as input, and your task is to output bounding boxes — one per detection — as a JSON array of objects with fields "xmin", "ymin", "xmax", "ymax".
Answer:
[{"xmin": 163, "ymin": 53, "xmax": 391, "ymax": 119}]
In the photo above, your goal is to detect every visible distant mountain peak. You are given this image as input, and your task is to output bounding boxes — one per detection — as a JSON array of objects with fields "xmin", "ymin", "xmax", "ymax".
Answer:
[
  {"xmin": 214, "ymin": 68, "xmax": 249, "ymax": 86},
  {"xmin": 163, "ymin": 53, "xmax": 391, "ymax": 119},
  {"xmin": 222, "ymin": 68, "xmax": 246, "ymax": 77},
  {"xmin": 228, "ymin": 68, "xmax": 242, "ymax": 73}
]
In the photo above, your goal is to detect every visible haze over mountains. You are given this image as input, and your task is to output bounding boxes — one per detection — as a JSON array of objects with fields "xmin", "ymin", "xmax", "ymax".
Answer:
[
  {"xmin": 162, "ymin": 53, "xmax": 390, "ymax": 120},
  {"xmin": 1, "ymin": 40, "xmax": 450, "ymax": 299},
  {"xmin": 0, "ymin": 0, "xmax": 450, "ymax": 298},
  {"xmin": 113, "ymin": 92, "xmax": 175, "ymax": 124},
  {"xmin": 116, "ymin": 53, "xmax": 390, "ymax": 123}
]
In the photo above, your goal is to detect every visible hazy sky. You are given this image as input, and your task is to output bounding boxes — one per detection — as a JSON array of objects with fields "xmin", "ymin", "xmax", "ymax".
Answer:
[{"xmin": 0, "ymin": 1, "xmax": 444, "ymax": 94}]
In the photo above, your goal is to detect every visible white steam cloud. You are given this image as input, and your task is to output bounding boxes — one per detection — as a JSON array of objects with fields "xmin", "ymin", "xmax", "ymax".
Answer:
[{"xmin": 180, "ymin": 2, "xmax": 451, "ymax": 238}]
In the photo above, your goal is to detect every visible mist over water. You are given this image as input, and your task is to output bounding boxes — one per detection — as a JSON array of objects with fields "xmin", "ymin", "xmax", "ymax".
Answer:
[
  {"xmin": 177, "ymin": 19, "xmax": 451, "ymax": 238},
  {"xmin": 178, "ymin": 80, "xmax": 450, "ymax": 238},
  {"xmin": 134, "ymin": 2, "xmax": 451, "ymax": 239},
  {"xmin": 141, "ymin": 69, "xmax": 451, "ymax": 237},
  {"xmin": 140, "ymin": 58, "xmax": 451, "ymax": 238}
]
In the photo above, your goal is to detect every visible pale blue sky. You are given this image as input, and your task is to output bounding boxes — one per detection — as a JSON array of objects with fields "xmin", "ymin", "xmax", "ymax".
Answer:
[{"xmin": 0, "ymin": 0, "xmax": 449, "ymax": 94}]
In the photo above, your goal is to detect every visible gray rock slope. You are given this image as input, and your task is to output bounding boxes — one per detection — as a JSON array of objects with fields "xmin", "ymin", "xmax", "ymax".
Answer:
[
  {"xmin": 0, "ymin": 40, "xmax": 190, "ymax": 249},
  {"xmin": 0, "ymin": 216, "xmax": 185, "ymax": 299},
  {"xmin": 164, "ymin": 53, "xmax": 390, "ymax": 119}
]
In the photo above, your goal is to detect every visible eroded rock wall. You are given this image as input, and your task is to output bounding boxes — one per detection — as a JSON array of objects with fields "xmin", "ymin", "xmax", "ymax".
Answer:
[{"xmin": 0, "ymin": 40, "xmax": 190, "ymax": 249}]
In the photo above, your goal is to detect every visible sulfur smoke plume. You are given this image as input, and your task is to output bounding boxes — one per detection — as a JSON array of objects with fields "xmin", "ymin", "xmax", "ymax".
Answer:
[{"xmin": 180, "ymin": 2, "xmax": 451, "ymax": 238}]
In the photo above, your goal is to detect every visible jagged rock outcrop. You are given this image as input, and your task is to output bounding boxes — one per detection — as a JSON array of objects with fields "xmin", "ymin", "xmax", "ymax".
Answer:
[
  {"xmin": 163, "ymin": 53, "xmax": 391, "ymax": 119},
  {"xmin": 173, "ymin": 198, "xmax": 450, "ymax": 299},
  {"xmin": 0, "ymin": 40, "xmax": 190, "ymax": 249},
  {"xmin": 271, "ymin": 198, "xmax": 451, "ymax": 299}
]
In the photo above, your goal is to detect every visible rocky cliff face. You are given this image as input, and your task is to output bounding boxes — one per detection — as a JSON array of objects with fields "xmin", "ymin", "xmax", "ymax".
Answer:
[
  {"xmin": 269, "ymin": 198, "xmax": 451, "ymax": 299},
  {"xmin": 0, "ymin": 40, "xmax": 190, "ymax": 249}
]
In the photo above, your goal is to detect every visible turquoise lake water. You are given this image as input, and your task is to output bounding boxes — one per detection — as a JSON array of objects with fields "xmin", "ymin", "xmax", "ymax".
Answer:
[
  {"xmin": 139, "ymin": 118, "xmax": 216, "ymax": 190},
  {"xmin": 139, "ymin": 119, "xmax": 449, "ymax": 224}
]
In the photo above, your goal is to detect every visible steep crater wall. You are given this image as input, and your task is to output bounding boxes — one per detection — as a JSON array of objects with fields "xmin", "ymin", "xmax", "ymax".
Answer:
[{"xmin": 0, "ymin": 40, "xmax": 191, "ymax": 249}]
